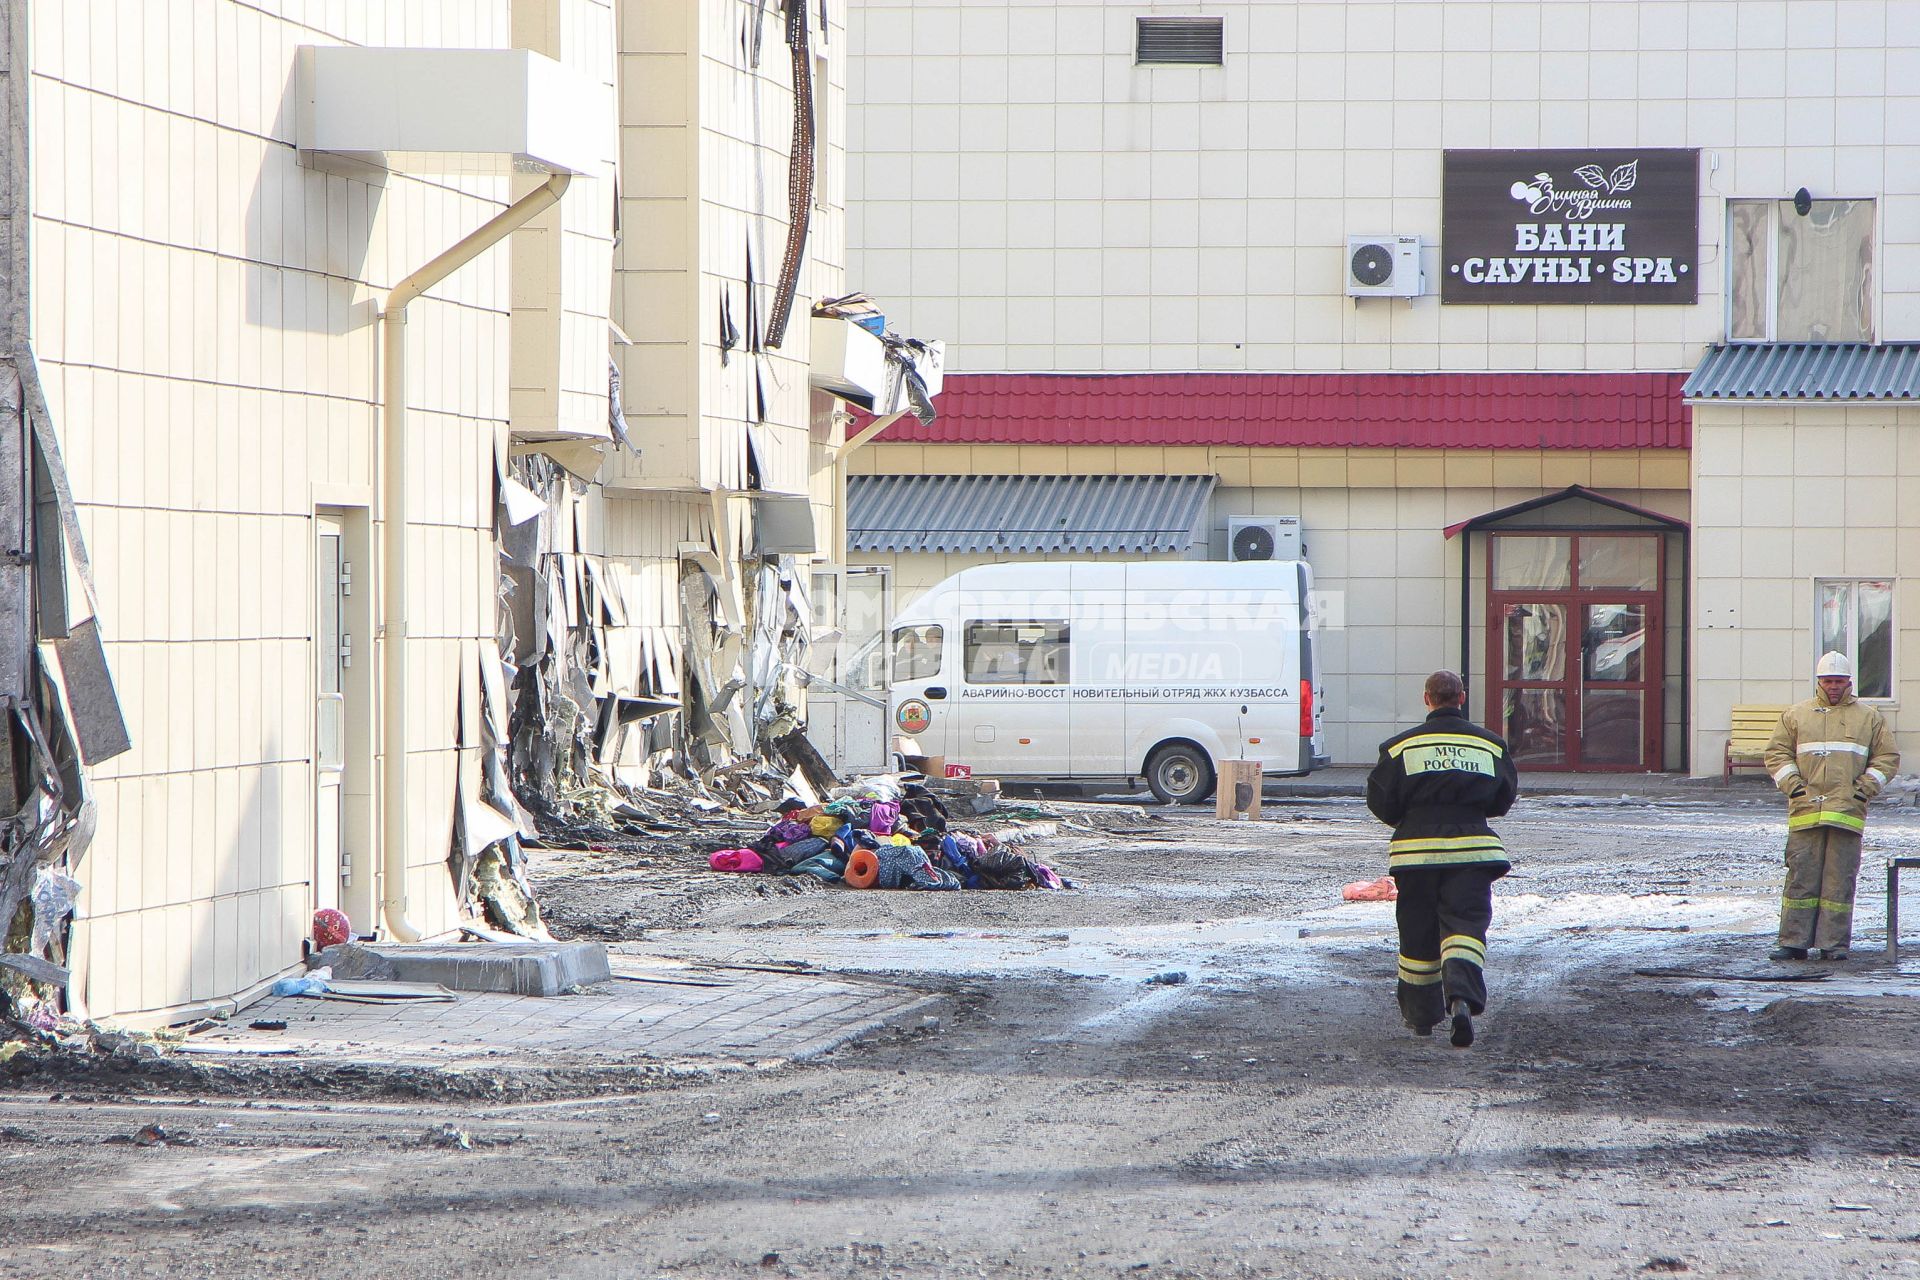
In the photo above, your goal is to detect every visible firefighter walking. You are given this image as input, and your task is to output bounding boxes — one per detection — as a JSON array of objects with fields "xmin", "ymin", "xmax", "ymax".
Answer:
[
  {"xmin": 1366, "ymin": 670, "xmax": 1519, "ymax": 1048},
  {"xmin": 1764, "ymin": 652, "xmax": 1899, "ymax": 962}
]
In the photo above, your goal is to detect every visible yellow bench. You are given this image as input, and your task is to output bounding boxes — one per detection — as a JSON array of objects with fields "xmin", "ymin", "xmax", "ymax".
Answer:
[{"xmin": 1725, "ymin": 704, "xmax": 1788, "ymax": 782}]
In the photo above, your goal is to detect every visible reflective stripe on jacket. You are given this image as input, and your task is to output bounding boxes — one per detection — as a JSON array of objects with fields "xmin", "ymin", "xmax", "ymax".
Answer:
[
  {"xmin": 1366, "ymin": 707, "xmax": 1519, "ymax": 871},
  {"xmin": 1763, "ymin": 691, "xmax": 1900, "ymax": 832}
]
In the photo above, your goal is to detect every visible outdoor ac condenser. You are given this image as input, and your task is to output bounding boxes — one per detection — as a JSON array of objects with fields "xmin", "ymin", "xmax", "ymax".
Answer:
[
  {"xmin": 1227, "ymin": 516, "xmax": 1302, "ymax": 562},
  {"xmin": 1345, "ymin": 234, "xmax": 1424, "ymax": 298}
]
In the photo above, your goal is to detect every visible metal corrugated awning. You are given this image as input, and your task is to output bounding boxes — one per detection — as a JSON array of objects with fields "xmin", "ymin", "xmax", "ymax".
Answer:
[
  {"xmin": 848, "ymin": 474, "xmax": 1215, "ymax": 554},
  {"xmin": 1684, "ymin": 343, "xmax": 1920, "ymax": 401}
]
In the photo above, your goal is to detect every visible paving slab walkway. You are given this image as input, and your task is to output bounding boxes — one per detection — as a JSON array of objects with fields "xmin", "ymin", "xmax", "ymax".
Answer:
[{"xmin": 183, "ymin": 953, "xmax": 937, "ymax": 1070}]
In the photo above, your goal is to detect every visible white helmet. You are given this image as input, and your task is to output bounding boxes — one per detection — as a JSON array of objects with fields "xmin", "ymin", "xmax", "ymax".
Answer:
[{"xmin": 1816, "ymin": 651, "xmax": 1853, "ymax": 679}]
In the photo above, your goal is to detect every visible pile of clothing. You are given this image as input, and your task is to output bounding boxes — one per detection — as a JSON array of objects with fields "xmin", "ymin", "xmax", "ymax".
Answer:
[{"xmin": 706, "ymin": 776, "xmax": 1067, "ymax": 891}]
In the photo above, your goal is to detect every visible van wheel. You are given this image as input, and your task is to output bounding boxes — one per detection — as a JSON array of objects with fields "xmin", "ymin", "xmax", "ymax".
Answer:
[{"xmin": 1146, "ymin": 744, "xmax": 1215, "ymax": 805}]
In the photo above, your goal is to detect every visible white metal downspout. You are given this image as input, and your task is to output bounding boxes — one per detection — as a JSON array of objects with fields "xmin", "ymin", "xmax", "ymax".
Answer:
[{"xmin": 378, "ymin": 171, "xmax": 572, "ymax": 942}]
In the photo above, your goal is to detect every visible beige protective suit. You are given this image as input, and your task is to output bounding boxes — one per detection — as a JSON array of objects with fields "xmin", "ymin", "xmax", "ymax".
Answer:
[{"xmin": 1763, "ymin": 689, "xmax": 1900, "ymax": 951}]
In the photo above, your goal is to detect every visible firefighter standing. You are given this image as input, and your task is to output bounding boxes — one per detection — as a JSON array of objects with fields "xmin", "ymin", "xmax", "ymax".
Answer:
[
  {"xmin": 1764, "ymin": 652, "xmax": 1899, "ymax": 962},
  {"xmin": 1365, "ymin": 670, "xmax": 1519, "ymax": 1048}
]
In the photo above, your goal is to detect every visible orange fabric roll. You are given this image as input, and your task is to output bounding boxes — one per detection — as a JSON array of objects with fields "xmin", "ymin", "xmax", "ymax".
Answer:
[{"xmin": 843, "ymin": 847, "xmax": 880, "ymax": 889}]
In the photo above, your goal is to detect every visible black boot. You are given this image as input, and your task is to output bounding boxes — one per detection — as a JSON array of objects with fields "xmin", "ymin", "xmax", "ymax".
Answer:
[
  {"xmin": 1448, "ymin": 999, "xmax": 1474, "ymax": 1049},
  {"xmin": 1768, "ymin": 945, "xmax": 1809, "ymax": 961},
  {"xmin": 1818, "ymin": 947, "xmax": 1849, "ymax": 962}
]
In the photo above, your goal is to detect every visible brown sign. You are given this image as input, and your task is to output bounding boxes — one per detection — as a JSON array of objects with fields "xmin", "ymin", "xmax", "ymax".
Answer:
[{"xmin": 1442, "ymin": 149, "xmax": 1699, "ymax": 305}]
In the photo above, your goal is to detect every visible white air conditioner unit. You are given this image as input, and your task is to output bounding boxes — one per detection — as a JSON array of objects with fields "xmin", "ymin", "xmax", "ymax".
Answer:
[
  {"xmin": 1345, "ymin": 234, "xmax": 1423, "ymax": 298},
  {"xmin": 1228, "ymin": 516, "xmax": 1302, "ymax": 563}
]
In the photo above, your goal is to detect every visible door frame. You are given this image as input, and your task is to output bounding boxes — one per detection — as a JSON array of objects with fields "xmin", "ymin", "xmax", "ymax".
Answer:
[
  {"xmin": 314, "ymin": 502, "xmax": 374, "ymax": 934},
  {"xmin": 1485, "ymin": 530, "xmax": 1666, "ymax": 772}
]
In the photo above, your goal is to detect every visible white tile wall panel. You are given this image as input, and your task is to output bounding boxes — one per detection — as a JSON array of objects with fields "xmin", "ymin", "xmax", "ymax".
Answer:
[
  {"xmin": 851, "ymin": 0, "xmax": 1920, "ymax": 372},
  {"xmin": 30, "ymin": 0, "xmax": 613, "ymax": 1019}
]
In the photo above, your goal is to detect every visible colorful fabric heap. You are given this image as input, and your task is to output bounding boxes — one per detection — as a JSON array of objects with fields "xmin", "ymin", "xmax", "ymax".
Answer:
[{"xmin": 701, "ymin": 778, "xmax": 1069, "ymax": 891}]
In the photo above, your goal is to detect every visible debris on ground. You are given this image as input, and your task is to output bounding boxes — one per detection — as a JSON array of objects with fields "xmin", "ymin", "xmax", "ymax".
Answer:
[
  {"xmin": 1145, "ymin": 971, "xmax": 1190, "ymax": 986},
  {"xmin": 693, "ymin": 774, "xmax": 1075, "ymax": 893},
  {"xmin": 103, "ymin": 1123, "xmax": 194, "ymax": 1148},
  {"xmin": 424, "ymin": 1124, "xmax": 473, "ymax": 1151},
  {"xmin": 1341, "ymin": 875, "xmax": 1399, "ymax": 902}
]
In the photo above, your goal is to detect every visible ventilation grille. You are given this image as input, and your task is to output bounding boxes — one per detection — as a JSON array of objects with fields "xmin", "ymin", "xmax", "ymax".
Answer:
[{"xmin": 1135, "ymin": 16, "xmax": 1224, "ymax": 65}]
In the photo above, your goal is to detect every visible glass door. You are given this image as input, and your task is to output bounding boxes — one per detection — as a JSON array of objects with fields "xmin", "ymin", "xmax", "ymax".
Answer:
[
  {"xmin": 1488, "ymin": 533, "xmax": 1664, "ymax": 771},
  {"xmin": 1501, "ymin": 600, "xmax": 1571, "ymax": 767}
]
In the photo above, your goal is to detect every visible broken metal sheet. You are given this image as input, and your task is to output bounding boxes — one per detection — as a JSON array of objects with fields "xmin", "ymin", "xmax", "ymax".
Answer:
[
  {"xmin": 31, "ymin": 442, "xmax": 70, "ymax": 641},
  {"xmin": 509, "ymin": 438, "xmax": 605, "ymax": 483},
  {"xmin": 29, "ymin": 868, "xmax": 80, "ymax": 955},
  {"xmin": 478, "ymin": 645, "xmax": 511, "ymax": 743},
  {"xmin": 457, "ymin": 641, "xmax": 481, "ymax": 750},
  {"xmin": 543, "ymin": 571, "xmax": 567, "ymax": 659},
  {"xmin": 456, "ymin": 753, "xmax": 518, "ymax": 863},
  {"xmin": 43, "ymin": 617, "xmax": 132, "ymax": 765},
  {"xmin": 561, "ymin": 554, "xmax": 583, "ymax": 629},
  {"xmin": 594, "ymin": 558, "xmax": 629, "ymax": 626},
  {"xmin": 500, "ymin": 514, "xmax": 540, "ymax": 570},
  {"xmin": 500, "ymin": 473, "xmax": 546, "ymax": 527},
  {"xmin": 678, "ymin": 544, "xmax": 745, "ymax": 629},
  {"xmin": 0, "ymin": 952, "xmax": 69, "ymax": 986}
]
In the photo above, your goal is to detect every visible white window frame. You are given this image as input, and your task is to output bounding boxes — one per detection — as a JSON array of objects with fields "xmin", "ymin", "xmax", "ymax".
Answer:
[
  {"xmin": 1725, "ymin": 197, "xmax": 1879, "ymax": 344},
  {"xmin": 1813, "ymin": 577, "xmax": 1896, "ymax": 703}
]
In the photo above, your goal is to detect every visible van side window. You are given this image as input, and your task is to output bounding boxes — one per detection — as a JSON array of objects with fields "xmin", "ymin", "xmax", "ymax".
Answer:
[
  {"xmin": 891, "ymin": 625, "xmax": 943, "ymax": 680},
  {"xmin": 963, "ymin": 621, "xmax": 1070, "ymax": 685}
]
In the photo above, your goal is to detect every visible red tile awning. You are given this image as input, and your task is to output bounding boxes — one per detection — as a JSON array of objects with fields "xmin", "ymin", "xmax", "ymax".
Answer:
[{"xmin": 875, "ymin": 372, "xmax": 1689, "ymax": 450}]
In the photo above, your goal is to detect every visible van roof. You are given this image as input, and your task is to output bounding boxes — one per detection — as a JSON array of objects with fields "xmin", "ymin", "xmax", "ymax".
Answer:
[{"xmin": 893, "ymin": 560, "xmax": 1307, "ymax": 625}]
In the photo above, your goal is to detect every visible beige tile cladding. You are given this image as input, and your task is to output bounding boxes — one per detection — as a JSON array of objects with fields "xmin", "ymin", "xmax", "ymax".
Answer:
[
  {"xmin": 846, "ymin": 0, "xmax": 1920, "ymax": 376},
  {"xmin": 604, "ymin": 0, "xmax": 850, "ymax": 498},
  {"xmin": 1691, "ymin": 402, "xmax": 1920, "ymax": 778},
  {"xmin": 28, "ymin": 0, "xmax": 618, "ymax": 1020},
  {"xmin": 850, "ymin": 442, "xmax": 1689, "ymax": 765}
]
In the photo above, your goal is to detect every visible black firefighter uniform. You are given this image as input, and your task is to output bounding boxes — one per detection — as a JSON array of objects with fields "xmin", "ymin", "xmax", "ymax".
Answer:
[
  {"xmin": 1764, "ymin": 692, "xmax": 1899, "ymax": 952},
  {"xmin": 1366, "ymin": 706, "xmax": 1520, "ymax": 1028}
]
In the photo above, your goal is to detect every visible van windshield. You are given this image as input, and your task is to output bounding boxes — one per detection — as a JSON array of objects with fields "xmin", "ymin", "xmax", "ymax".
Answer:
[{"xmin": 891, "ymin": 625, "xmax": 943, "ymax": 680}]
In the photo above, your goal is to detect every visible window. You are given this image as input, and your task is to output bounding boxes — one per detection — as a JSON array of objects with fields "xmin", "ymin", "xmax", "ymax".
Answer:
[
  {"xmin": 1728, "ymin": 198, "xmax": 1875, "ymax": 342},
  {"xmin": 810, "ymin": 570, "xmax": 837, "ymax": 633},
  {"xmin": 1817, "ymin": 579, "xmax": 1893, "ymax": 699},
  {"xmin": 1135, "ymin": 16, "xmax": 1224, "ymax": 65},
  {"xmin": 891, "ymin": 625, "xmax": 943, "ymax": 681},
  {"xmin": 963, "ymin": 621, "xmax": 1070, "ymax": 685}
]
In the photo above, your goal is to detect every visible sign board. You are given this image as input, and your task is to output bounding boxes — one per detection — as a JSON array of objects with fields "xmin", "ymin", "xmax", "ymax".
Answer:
[{"xmin": 1441, "ymin": 149, "xmax": 1699, "ymax": 305}]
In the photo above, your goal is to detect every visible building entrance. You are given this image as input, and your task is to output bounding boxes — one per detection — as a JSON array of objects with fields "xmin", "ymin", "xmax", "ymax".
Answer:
[{"xmin": 1488, "ymin": 532, "xmax": 1665, "ymax": 771}]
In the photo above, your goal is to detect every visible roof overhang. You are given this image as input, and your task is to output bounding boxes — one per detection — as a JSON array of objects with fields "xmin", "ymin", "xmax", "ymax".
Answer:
[
  {"xmin": 1684, "ymin": 343, "xmax": 1920, "ymax": 402},
  {"xmin": 296, "ymin": 46, "xmax": 610, "ymax": 177},
  {"xmin": 849, "ymin": 474, "xmax": 1215, "ymax": 555},
  {"xmin": 1443, "ymin": 485, "xmax": 1688, "ymax": 539}
]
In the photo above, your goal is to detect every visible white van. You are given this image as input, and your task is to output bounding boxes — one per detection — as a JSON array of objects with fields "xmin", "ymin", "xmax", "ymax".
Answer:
[{"xmin": 886, "ymin": 561, "xmax": 1328, "ymax": 803}]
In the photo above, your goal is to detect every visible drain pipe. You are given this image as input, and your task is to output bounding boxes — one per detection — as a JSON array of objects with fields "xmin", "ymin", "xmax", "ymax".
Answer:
[{"xmin": 379, "ymin": 171, "xmax": 572, "ymax": 942}]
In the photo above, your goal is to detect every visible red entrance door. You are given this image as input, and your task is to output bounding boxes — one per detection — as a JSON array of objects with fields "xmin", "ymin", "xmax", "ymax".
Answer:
[{"xmin": 1488, "ymin": 533, "xmax": 1664, "ymax": 771}]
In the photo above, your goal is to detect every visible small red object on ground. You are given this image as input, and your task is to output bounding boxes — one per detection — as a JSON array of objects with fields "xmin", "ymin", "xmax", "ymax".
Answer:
[
  {"xmin": 945, "ymin": 763, "xmax": 972, "ymax": 779},
  {"xmin": 1341, "ymin": 876, "xmax": 1398, "ymax": 902},
  {"xmin": 312, "ymin": 908, "xmax": 352, "ymax": 948}
]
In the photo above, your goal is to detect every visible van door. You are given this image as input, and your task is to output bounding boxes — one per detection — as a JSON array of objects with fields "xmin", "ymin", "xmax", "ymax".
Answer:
[
  {"xmin": 1069, "ymin": 563, "xmax": 1127, "ymax": 776},
  {"xmin": 888, "ymin": 618, "xmax": 952, "ymax": 762},
  {"xmin": 954, "ymin": 616, "xmax": 1073, "ymax": 777}
]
